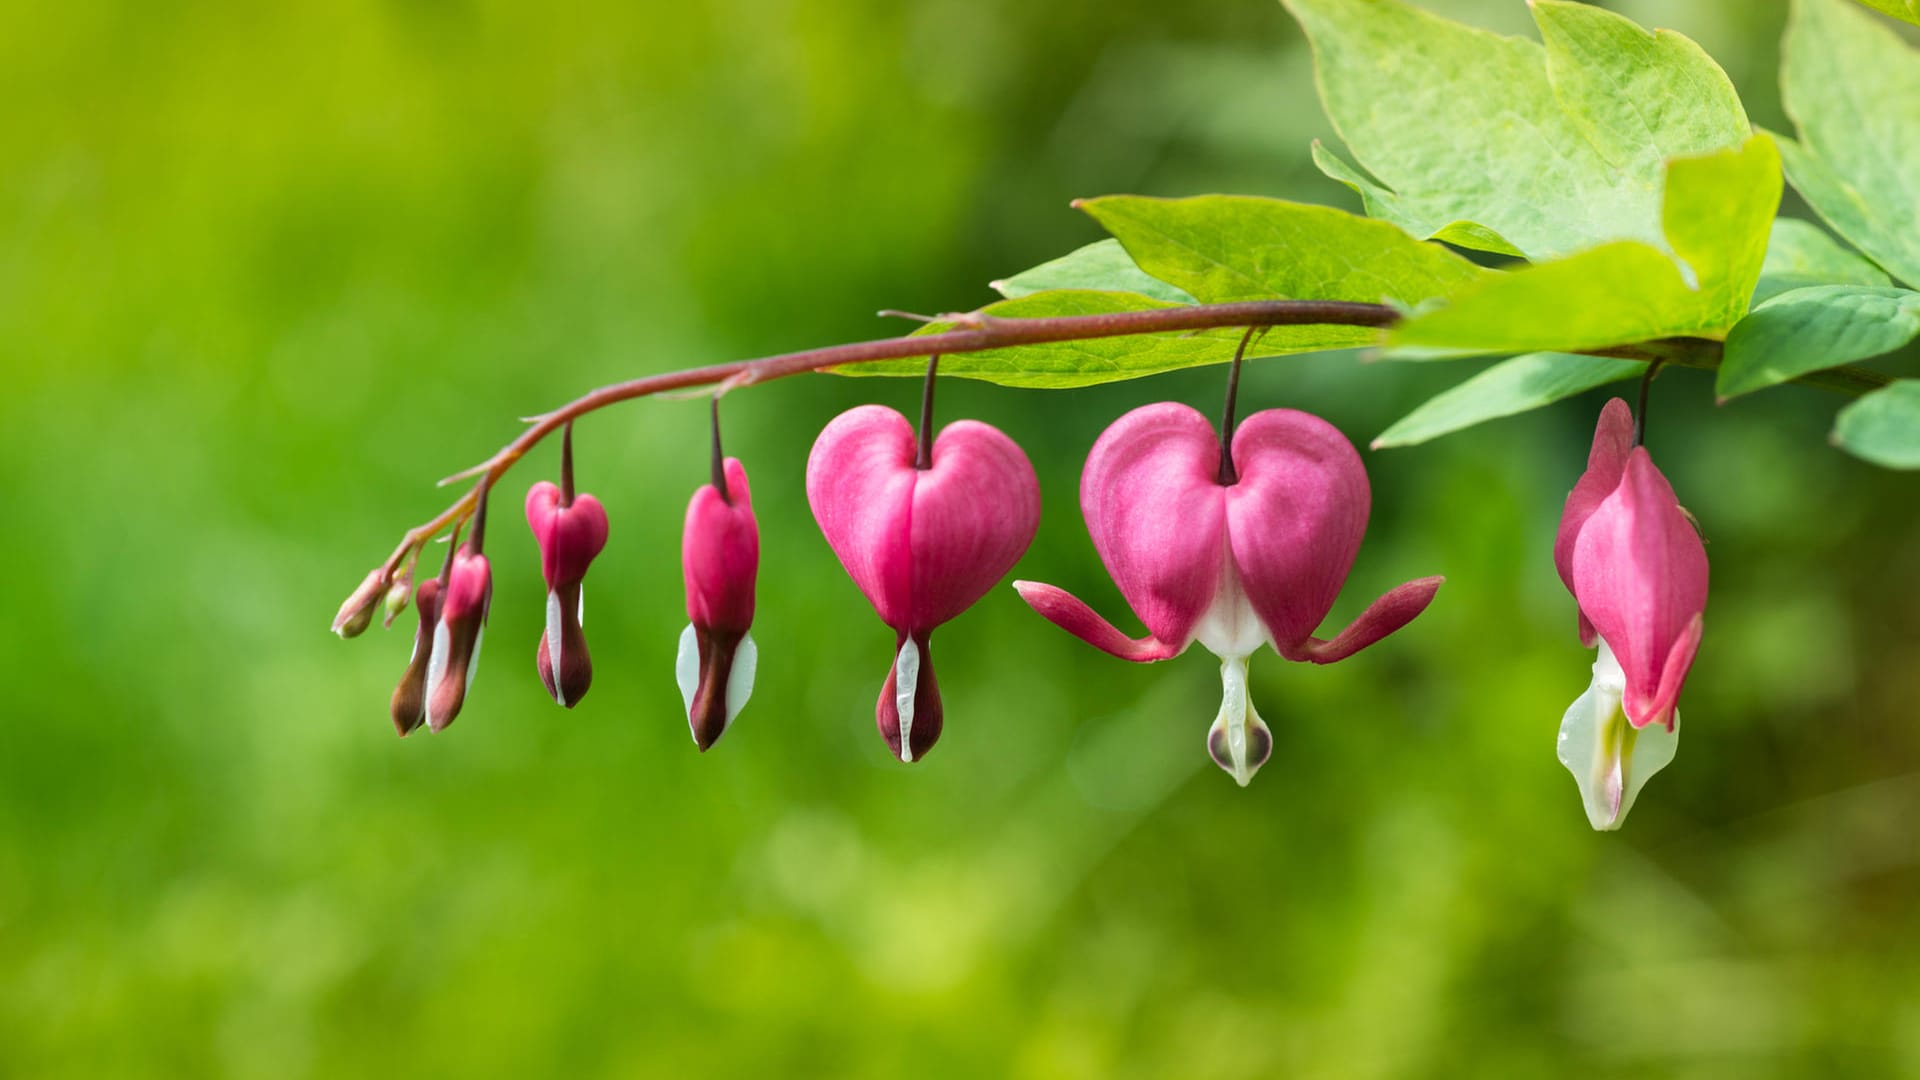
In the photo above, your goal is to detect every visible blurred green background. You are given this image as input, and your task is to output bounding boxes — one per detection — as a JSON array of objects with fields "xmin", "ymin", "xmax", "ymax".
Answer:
[{"xmin": 4, "ymin": 0, "xmax": 1919, "ymax": 1075}]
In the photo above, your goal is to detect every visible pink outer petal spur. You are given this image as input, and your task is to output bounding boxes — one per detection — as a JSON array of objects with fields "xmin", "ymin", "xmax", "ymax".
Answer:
[{"xmin": 1570, "ymin": 449, "xmax": 1708, "ymax": 730}]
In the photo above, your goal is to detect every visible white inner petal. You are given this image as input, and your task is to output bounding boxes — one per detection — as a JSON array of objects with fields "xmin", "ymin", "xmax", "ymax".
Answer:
[
  {"xmin": 675, "ymin": 623, "xmax": 700, "ymax": 727},
  {"xmin": 1193, "ymin": 558, "xmax": 1268, "ymax": 659},
  {"xmin": 894, "ymin": 637, "xmax": 920, "ymax": 764},
  {"xmin": 724, "ymin": 632, "xmax": 758, "ymax": 735},
  {"xmin": 1557, "ymin": 638, "xmax": 1680, "ymax": 830},
  {"xmin": 1206, "ymin": 653, "xmax": 1268, "ymax": 787},
  {"xmin": 424, "ymin": 620, "xmax": 451, "ymax": 731},
  {"xmin": 545, "ymin": 588, "xmax": 566, "ymax": 704}
]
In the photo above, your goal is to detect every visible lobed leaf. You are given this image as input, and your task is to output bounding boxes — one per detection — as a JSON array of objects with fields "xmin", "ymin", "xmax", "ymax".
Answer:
[
  {"xmin": 1287, "ymin": 0, "xmax": 1748, "ymax": 261},
  {"xmin": 1754, "ymin": 217, "xmax": 1892, "ymax": 305},
  {"xmin": 990, "ymin": 239, "xmax": 1195, "ymax": 305},
  {"xmin": 1385, "ymin": 136, "xmax": 1781, "ymax": 359},
  {"xmin": 833, "ymin": 289, "xmax": 1376, "ymax": 389},
  {"xmin": 1372, "ymin": 354, "xmax": 1645, "ymax": 449},
  {"xmin": 1076, "ymin": 195, "xmax": 1489, "ymax": 306},
  {"xmin": 1831, "ymin": 380, "xmax": 1920, "ymax": 468},
  {"xmin": 1719, "ymin": 286, "xmax": 1920, "ymax": 400},
  {"xmin": 1780, "ymin": 0, "xmax": 1920, "ymax": 288}
]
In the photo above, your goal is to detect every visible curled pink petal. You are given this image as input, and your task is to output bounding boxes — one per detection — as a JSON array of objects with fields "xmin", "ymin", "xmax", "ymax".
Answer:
[
  {"xmin": 1012, "ymin": 580, "xmax": 1186, "ymax": 662},
  {"xmin": 1555, "ymin": 397, "xmax": 1634, "ymax": 647},
  {"xmin": 1226, "ymin": 409, "xmax": 1372, "ymax": 650},
  {"xmin": 1078, "ymin": 402, "xmax": 1227, "ymax": 649},
  {"xmin": 1571, "ymin": 450, "xmax": 1708, "ymax": 730},
  {"xmin": 1280, "ymin": 575, "xmax": 1445, "ymax": 664}
]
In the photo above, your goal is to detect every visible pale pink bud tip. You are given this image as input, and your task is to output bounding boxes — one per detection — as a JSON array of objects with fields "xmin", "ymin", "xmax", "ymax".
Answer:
[{"xmin": 332, "ymin": 568, "xmax": 387, "ymax": 638}]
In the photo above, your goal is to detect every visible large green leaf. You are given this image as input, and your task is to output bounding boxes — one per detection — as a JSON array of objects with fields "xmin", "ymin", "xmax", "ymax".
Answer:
[
  {"xmin": 990, "ymin": 239, "xmax": 1195, "ymax": 304},
  {"xmin": 1387, "ymin": 136, "xmax": 1781, "ymax": 358},
  {"xmin": 1832, "ymin": 379, "xmax": 1920, "ymax": 468},
  {"xmin": 833, "ymin": 289, "xmax": 1376, "ymax": 389},
  {"xmin": 1780, "ymin": 0, "xmax": 1920, "ymax": 288},
  {"xmin": 1372, "ymin": 353, "xmax": 1644, "ymax": 449},
  {"xmin": 1719, "ymin": 286, "xmax": 1920, "ymax": 400},
  {"xmin": 1848, "ymin": 0, "xmax": 1920, "ymax": 27},
  {"xmin": 1754, "ymin": 218, "xmax": 1892, "ymax": 304},
  {"xmin": 1287, "ymin": 0, "xmax": 1749, "ymax": 261},
  {"xmin": 1075, "ymin": 195, "xmax": 1488, "ymax": 306}
]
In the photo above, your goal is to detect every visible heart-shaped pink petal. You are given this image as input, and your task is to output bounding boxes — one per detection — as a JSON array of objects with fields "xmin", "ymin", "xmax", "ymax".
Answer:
[
  {"xmin": 1225, "ymin": 409, "xmax": 1371, "ymax": 650},
  {"xmin": 525, "ymin": 482, "xmax": 610, "ymax": 589},
  {"xmin": 807, "ymin": 404, "xmax": 1039, "ymax": 633},
  {"xmin": 1077, "ymin": 402, "xmax": 1227, "ymax": 650},
  {"xmin": 683, "ymin": 457, "xmax": 758, "ymax": 634}
]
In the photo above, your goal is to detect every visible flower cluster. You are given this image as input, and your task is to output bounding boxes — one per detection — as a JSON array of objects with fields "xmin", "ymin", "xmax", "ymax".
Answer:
[{"xmin": 334, "ymin": 371, "xmax": 1707, "ymax": 829}]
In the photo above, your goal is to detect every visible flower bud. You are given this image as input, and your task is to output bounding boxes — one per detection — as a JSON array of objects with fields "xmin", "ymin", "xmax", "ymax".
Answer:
[
  {"xmin": 425, "ymin": 543, "xmax": 492, "ymax": 732},
  {"xmin": 390, "ymin": 578, "xmax": 442, "ymax": 736},
  {"xmin": 525, "ymin": 480, "xmax": 610, "ymax": 707},
  {"xmin": 332, "ymin": 568, "xmax": 387, "ymax": 639},
  {"xmin": 677, "ymin": 457, "xmax": 759, "ymax": 750}
]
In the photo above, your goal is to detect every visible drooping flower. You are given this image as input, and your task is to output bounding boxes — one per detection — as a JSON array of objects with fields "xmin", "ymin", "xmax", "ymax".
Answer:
[
  {"xmin": 1015, "ymin": 402, "xmax": 1442, "ymax": 786},
  {"xmin": 390, "ymin": 577, "xmax": 442, "ymax": 736},
  {"xmin": 525, "ymin": 471, "xmax": 611, "ymax": 708},
  {"xmin": 424, "ymin": 512, "xmax": 493, "ymax": 733},
  {"xmin": 807, "ymin": 404, "xmax": 1040, "ymax": 763},
  {"xmin": 678, "ymin": 456, "xmax": 759, "ymax": 750},
  {"xmin": 1554, "ymin": 397, "xmax": 1707, "ymax": 829},
  {"xmin": 332, "ymin": 567, "xmax": 387, "ymax": 639}
]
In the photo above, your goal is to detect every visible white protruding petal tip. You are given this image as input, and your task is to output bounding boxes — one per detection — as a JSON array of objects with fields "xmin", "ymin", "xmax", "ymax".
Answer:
[
  {"xmin": 675, "ymin": 623, "xmax": 700, "ymax": 729},
  {"xmin": 1558, "ymin": 640, "xmax": 1681, "ymax": 831},
  {"xmin": 894, "ymin": 637, "xmax": 920, "ymax": 764}
]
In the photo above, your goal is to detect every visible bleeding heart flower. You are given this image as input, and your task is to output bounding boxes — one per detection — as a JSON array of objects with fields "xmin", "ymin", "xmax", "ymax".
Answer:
[
  {"xmin": 677, "ymin": 456, "xmax": 759, "ymax": 750},
  {"xmin": 525, "ymin": 477, "xmax": 610, "ymax": 708},
  {"xmin": 1554, "ymin": 397, "xmax": 1707, "ymax": 830},
  {"xmin": 1015, "ymin": 402, "xmax": 1442, "ymax": 787},
  {"xmin": 390, "ymin": 577, "xmax": 442, "ymax": 736},
  {"xmin": 424, "ymin": 522, "xmax": 493, "ymax": 733},
  {"xmin": 807, "ymin": 404, "xmax": 1040, "ymax": 763}
]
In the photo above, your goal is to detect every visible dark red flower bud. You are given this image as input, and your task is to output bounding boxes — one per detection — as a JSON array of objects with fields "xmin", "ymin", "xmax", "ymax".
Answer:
[
  {"xmin": 425, "ymin": 543, "xmax": 491, "ymax": 732},
  {"xmin": 390, "ymin": 578, "xmax": 442, "ymax": 736}
]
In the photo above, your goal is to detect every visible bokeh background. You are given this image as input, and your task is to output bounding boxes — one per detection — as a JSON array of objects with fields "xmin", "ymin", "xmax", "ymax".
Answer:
[{"xmin": 4, "ymin": 0, "xmax": 1919, "ymax": 1075}]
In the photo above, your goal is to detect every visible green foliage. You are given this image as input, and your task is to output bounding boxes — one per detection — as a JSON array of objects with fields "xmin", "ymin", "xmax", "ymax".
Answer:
[
  {"xmin": 1076, "ymin": 194, "xmax": 1488, "ymax": 304},
  {"xmin": 838, "ymin": 290, "xmax": 1320, "ymax": 389},
  {"xmin": 1755, "ymin": 218, "xmax": 1893, "ymax": 305},
  {"xmin": 1832, "ymin": 380, "xmax": 1920, "ymax": 467},
  {"xmin": 1847, "ymin": 0, "xmax": 1920, "ymax": 28},
  {"xmin": 1388, "ymin": 136, "xmax": 1781, "ymax": 358},
  {"xmin": 1779, "ymin": 0, "xmax": 1920, "ymax": 289},
  {"xmin": 1288, "ymin": 0, "xmax": 1748, "ymax": 260},
  {"xmin": 990, "ymin": 239, "xmax": 1195, "ymax": 304},
  {"xmin": 1373, "ymin": 354, "xmax": 1645, "ymax": 449},
  {"xmin": 1720, "ymin": 286, "xmax": 1920, "ymax": 399}
]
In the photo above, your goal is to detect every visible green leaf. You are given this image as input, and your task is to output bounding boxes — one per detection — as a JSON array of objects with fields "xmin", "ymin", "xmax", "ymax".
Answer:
[
  {"xmin": 1780, "ymin": 0, "xmax": 1920, "ymax": 288},
  {"xmin": 832, "ymin": 289, "xmax": 1377, "ymax": 389},
  {"xmin": 1286, "ymin": 0, "xmax": 1749, "ymax": 261},
  {"xmin": 1387, "ymin": 136, "xmax": 1782, "ymax": 358},
  {"xmin": 1754, "ymin": 218, "xmax": 1892, "ymax": 304},
  {"xmin": 1832, "ymin": 379, "xmax": 1920, "ymax": 468},
  {"xmin": 1847, "ymin": 0, "xmax": 1920, "ymax": 27},
  {"xmin": 990, "ymin": 240, "xmax": 1195, "ymax": 305},
  {"xmin": 1372, "ymin": 353, "xmax": 1645, "ymax": 449},
  {"xmin": 1075, "ymin": 195, "xmax": 1488, "ymax": 307},
  {"xmin": 1719, "ymin": 286, "xmax": 1920, "ymax": 399}
]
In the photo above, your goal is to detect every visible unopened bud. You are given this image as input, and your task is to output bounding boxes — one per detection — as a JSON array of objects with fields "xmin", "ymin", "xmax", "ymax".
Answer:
[
  {"xmin": 332, "ymin": 568, "xmax": 387, "ymax": 639},
  {"xmin": 382, "ymin": 575, "xmax": 412, "ymax": 628}
]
